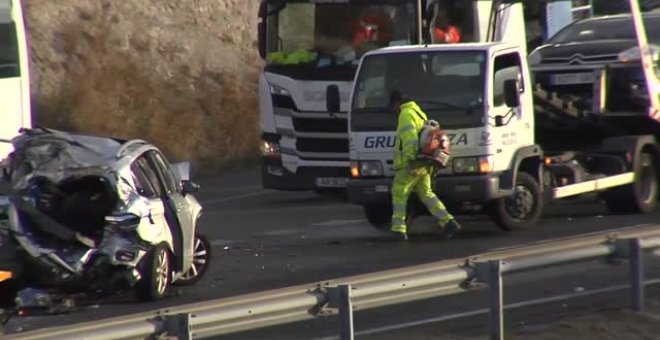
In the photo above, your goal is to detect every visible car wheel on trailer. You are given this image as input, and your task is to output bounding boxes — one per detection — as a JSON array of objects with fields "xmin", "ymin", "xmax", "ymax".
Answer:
[
  {"xmin": 489, "ymin": 172, "xmax": 543, "ymax": 231},
  {"xmin": 604, "ymin": 151, "xmax": 658, "ymax": 214},
  {"xmin": 174, "ymin": 234, "xmax": 211, "ymax": 286},
  {"xmin": 135, "ymin": 243, "xmax": 170, "ymax": 301}
]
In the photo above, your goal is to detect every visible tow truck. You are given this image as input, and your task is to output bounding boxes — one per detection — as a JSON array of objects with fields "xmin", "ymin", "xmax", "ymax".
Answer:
[
  {"xmin": 256, "ymin": 0, "xmax": 526, "ymax": 192},
  {"xmin": 343, "ymin": 0, "xmax": 659, "ymax": 231}
]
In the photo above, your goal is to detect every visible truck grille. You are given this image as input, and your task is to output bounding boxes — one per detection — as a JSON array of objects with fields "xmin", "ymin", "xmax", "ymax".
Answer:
[
  {"xmin": 293, "ymin": 117, "xmax": 347, "ymax": 133},
  {"xmin": 296, "ymin": 138, "xmax": 348, "ymax": 153}
]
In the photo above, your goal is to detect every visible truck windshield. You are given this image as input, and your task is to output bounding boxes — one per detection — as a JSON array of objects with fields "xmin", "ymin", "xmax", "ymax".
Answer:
[
  {"xmin": 351, "ymin": 51, "xmax": 486, "ymax": 131},
  {"xmin": 263, "ymin": 0, "xmax": 418, "ymax": 78}
]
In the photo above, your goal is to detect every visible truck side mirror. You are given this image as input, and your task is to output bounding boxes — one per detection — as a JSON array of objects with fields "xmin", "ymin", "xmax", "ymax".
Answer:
[
  {"xmin": 258, "ymin": 2, "xmax": 267, "ymax": 59},
  {"xmin": 503, "ymin": 79, "xmax": 520, "ymax": 108},
  {"xmin": 326, "ymin": 85, "xmax": 340, "ymax": 113}
]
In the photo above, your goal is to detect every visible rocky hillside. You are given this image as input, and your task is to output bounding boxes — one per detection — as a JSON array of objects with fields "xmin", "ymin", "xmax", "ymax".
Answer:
[{"xmin": 24, "ymin": 0, "xmax": 262, "ymax": 174}]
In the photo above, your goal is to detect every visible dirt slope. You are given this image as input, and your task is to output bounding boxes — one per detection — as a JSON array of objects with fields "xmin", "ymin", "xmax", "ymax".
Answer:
[{"xmin": 24, "ymin": 0, "xmax": 262, "ymax": 174}]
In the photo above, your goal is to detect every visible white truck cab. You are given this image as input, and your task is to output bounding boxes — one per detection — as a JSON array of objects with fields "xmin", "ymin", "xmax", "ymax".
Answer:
[
  {"xmin": 347, "ymin": 43, "xmax": 544, "ymax": 229},
  {"xmin": 0, "ymin": 0, "xmax": 31, "ymax": 162}
]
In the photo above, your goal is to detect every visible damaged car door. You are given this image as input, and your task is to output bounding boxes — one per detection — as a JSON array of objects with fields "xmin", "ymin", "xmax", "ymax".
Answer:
[
  {"xmin": 130, "ymin": 155, "xmax": 171, "ymax": 246},
  {"xmin": 145, "ymin": 150, "xmax": 194, "ymax": 273}
]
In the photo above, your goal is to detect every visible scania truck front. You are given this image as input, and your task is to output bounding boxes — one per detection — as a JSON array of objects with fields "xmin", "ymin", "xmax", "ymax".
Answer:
[{"xmin": 257, "ymin": 0, "xmax": 427, "ymax": 191}]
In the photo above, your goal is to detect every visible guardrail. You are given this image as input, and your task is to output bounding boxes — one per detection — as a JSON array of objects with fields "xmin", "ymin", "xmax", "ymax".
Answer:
[{"xmin": 3, "ymin": 223, "xmax": 660, "ymax": 340}]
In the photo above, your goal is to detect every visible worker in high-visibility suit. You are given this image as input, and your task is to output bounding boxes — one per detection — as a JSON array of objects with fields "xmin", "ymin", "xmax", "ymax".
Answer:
[{"xmin": 389, "ymin": 91, "xmax": 462, "ymax": 240}]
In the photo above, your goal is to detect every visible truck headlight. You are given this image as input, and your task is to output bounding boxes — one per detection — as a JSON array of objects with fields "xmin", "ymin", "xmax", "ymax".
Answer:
[
  {"xmin": 352, "ymin": 161, "xmax": 383, "ymax": 177},
  {"xmin": 453, "ymin": 156, "xmax": 493, "ymax": 174},
  {"xmin": 269, "ymin": 83, "xmax": 290, "ymax": 96},
  {"xmin": 260, "ymin": 140, "xmax": 281, "ymax": 157}
]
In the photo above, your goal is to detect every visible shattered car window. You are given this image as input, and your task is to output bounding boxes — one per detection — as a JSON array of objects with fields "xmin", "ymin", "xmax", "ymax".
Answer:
[
  {"xmin": 148, "ymin": 151, "xmax": 179, "ymax": 195},
  {"xmin": 130, "ymin": 162, "xmax": 156, "ymax": 198},
  {"xmin": 134, "ymin": 155, "xmax": 162, "ymax": 197}
]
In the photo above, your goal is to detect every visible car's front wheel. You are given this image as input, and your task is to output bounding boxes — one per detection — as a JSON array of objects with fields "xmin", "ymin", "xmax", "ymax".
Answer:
[
  {"xmin": 174, "ymin": 234, "xmax": 211, "ymax": 286},
  {"xmin": 135, "ymin": 243, "xmax": 170, "ymax": 301}
]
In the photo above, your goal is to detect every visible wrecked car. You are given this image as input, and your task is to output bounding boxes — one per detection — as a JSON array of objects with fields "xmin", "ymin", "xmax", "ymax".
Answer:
[{"xmin": 0, "ymin": 128, "xmax": 210, "ymax": 313}]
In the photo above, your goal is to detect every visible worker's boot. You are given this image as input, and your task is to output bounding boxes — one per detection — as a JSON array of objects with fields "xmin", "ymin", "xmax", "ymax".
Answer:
[
  {"xmin": 389, "ymin": 225, "xmax": 409, "ymax": 241},
  {"xmin": 440, "ymin": 219, "xmax": 462, "ymax": 240}
]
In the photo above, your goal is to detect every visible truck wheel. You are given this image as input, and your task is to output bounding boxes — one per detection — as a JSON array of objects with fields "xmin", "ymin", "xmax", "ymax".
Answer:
[
  {"xmin": 488, "ymin": 172, "xmax": 543, "ymax": 231},
  {"xmin": 363, "ymin": 204, "xmax": 392, "ymax": 231},
  {"xmin": 605, "ymin": 152, "xmax": 658, "ymax": 214},
  {"xmin": 135, "ymin": 243, "xmax": 170, "ymax": 301}
]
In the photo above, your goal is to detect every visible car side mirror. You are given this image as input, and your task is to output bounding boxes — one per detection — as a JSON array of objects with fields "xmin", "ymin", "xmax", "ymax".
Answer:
[
  {"xmin": 326, "ymin": 85, "xmax": 340, "ymax": 113},
  {"xmin": 503, "ymin": 79, "xmax": 520, "ymax": 108},
  {"xmin": 181, "ymin": 180, "xmax": 200, "ymax": 194}
]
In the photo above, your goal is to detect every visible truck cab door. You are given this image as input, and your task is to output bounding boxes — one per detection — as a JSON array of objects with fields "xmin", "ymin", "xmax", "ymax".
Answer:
[{"xmin": 489, "ymin": 51, "xmax": 534, "ymax": 171}]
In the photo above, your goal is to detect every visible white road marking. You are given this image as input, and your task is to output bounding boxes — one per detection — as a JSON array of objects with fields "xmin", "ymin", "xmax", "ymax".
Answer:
[
  {"xmin": 201, "ymin": 190, "xmax": 276, "ymax": 205},
  {"xmin": 313, "ymin": 278, "xmax": 660, "ymax": 340},
  {"xmin": 489, "ymin": 223, "xmax": 653, "ymax": 252},
  {"xmin": 198, "ymin": 185, "xmax": 262, "ymax": 194},
  {"xmin": 312, "ymin": 219, "xmax": 366, "ymax": 227},
  {"xmin": 203, "ymin": 204, "xmax": 355, "ymax": 216}
]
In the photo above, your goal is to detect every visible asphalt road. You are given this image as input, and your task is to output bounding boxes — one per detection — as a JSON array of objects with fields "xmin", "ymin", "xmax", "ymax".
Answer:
[{"xmin": 4, "ymin": 166, "xmax": 660, "ymax": 337}]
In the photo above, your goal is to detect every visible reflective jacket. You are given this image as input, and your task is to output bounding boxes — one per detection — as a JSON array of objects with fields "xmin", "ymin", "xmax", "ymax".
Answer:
[{"xmin": 393, "ymin": 101, "xmax": 428, "ymax": 170}]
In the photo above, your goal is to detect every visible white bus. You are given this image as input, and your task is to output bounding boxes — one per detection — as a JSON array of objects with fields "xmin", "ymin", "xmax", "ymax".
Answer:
[{"xmin": 0, "ymin": 0, "xmax": 31, "ymax": 161}]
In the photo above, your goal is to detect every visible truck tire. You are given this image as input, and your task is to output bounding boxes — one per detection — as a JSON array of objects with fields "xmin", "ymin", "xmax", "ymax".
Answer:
[
  {"xmin": 604, "ymin": 152, "xmax": 658, "ymax": 214},
  {"xmin": 363, "ymin": 204, "xmax": 392, "ymax": 231},
  {"xmin": 488, "ymin": 172, "xmax": 543, "ymax": 231}
]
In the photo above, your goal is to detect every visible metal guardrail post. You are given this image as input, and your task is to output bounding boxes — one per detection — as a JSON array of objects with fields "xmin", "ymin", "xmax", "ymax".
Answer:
[
  {"xmin": 328, "ymin": 284, "xmax": 354, "ymax": 340},
  {"xmin": 161, "ymin": 313, "xmax": 192, "ymax": 340},
  {"xmin": 629, "ymin": 238, "xmax": 644, "ymax": 312},
  {"xmin": 476, "ymin": 260, "xmax": 504, "ymax": 340}
]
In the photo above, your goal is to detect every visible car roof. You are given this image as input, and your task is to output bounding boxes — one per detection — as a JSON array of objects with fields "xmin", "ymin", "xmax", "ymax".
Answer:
[
  {"xmin": 17, "ymin": 128, "xmax": 154, "ymax": 162},
  {"xmin": 575, "ymin": 12, "xmax": 660, "ymax": 25}
]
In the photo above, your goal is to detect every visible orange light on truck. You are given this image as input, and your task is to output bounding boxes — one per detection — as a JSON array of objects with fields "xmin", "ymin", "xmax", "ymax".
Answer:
[
  {"xmin": 479, "ymin": 156, "xmax": 492, "ymax": 173},
  {"xmin": 0, "ymin": 271, "xmax": 12, "ymax": 282},
  {"xmin": 350, "ymin": 163, "xmax": 360, "ymax": 178}
]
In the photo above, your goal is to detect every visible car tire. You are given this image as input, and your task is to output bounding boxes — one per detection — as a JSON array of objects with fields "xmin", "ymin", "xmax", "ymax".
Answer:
[
  {"xmin": 135, "ymin": 243, "xmax": 170, "ymax": 301},
  {"xmin": 174, "ymin": 234, "xmax": 211, "ymax": 286},
  {"xmin": 363, "ymin": 203, "xmax": 392, "ymax": 231},
  {"xmin": 604, "ymin": 152, "xmax": 658, "ymax": 214},
  {"xmin": 488, "ymin": 172, "xmax": 543, "ymax": 231}
]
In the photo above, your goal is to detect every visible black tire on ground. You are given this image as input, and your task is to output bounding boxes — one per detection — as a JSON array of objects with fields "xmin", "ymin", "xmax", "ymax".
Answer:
[
  {"xmin": 363, "ymin": 203, "xmax": 393, "ymax": 231},
  {"xmin": 174, "ymin": 234, "xmax": 212, "ymax": 286},
  {"xmin": 604, "ymin": 152, "xmax": 658, "ymax": 214},
  {"xmin": 0, "ymin": 282, "xmax": 17, "ymax": 309},
  {"xmin": 135, "ymin": 243, "xmax": 170, "ymax": 301},
  {"xmin": 488, "ymin": 172, "xmax": 543, "ymax": 231}
]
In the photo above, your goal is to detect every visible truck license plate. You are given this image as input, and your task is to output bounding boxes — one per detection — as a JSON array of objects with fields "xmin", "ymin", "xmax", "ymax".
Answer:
[
  {"xmin": 316, "ymin": 177, "xmax": 348, "ymax": 188},
  {"xmin": 551, "ymin": 73, "xmax": 594, "ymax": 85}
]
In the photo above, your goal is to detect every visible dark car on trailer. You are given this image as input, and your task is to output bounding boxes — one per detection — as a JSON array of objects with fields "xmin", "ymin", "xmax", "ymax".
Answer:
[{"xmin": 529, "ymin": 13, "xmax": 660, "ymax": 115}]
